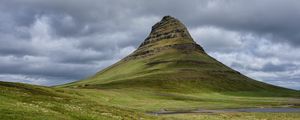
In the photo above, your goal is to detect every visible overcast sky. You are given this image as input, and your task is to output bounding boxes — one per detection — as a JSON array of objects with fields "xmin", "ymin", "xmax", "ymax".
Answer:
[{"xmin": 1, "ymin": 0, "xmax": 300, "ymax": 90}]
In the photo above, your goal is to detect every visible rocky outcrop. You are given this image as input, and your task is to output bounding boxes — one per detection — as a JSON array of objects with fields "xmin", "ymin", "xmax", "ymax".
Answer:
[
  {"xmin": 124, "ymin": 16, "xmax": 205, "ymax": 61},
  {"xmin": 139, "ymin": 16, "xmax": 193, "ymax": 47},
  {"xmin": 124, "ymin": 43, "xmax": 205, "ymax": 60}
]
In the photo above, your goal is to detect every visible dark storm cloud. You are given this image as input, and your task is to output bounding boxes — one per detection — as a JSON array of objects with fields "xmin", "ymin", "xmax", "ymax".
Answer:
[
  {"xmin": 261, "ymin": 63, "xmax": 297, "ymax": 72},
  {"xmin": 190, "ymin": 0, "xmax": 300, "ymax": 46},
  {"xmin": 0, "ymin": 0, "xmax": 300, "ymax": 89},
  {"xmin": 2, "ymin": 0, "xmax": 300, "ymax": 44}
]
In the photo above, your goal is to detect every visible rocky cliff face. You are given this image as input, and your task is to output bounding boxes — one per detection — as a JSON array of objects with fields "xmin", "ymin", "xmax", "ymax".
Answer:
[
  {"xmin": 124, "ymin": 16, "xmax": 205, "ymax": 60},
  {"xmin": 141, "ymin": 16, "xmax": 194, "ymax": 46}
]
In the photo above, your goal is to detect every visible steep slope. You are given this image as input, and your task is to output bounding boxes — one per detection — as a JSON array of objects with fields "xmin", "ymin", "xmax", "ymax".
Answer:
[
  {"xmin": 0, "ymin": 81, "xmax": 152, "ymax": 120},
  {"xmin": 63, "ymin": 16, "xmax": 294, "ymax": 93}
]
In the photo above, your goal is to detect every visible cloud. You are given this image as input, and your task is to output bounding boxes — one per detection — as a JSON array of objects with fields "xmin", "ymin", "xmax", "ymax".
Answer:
[
  {"xmin": 201, "ymin": 28, "xmax": 300, "ymax": 90},
  {"xmin": 190, "ymin": 26, "xmax": 244, "ymax": 52},
  {"xmin": 0, "ymin": 0, "xmax": 299, "ymax": 90},
  {"xmin": 0, "ymin": 14, "xmax": 133, "ymax": 85}
]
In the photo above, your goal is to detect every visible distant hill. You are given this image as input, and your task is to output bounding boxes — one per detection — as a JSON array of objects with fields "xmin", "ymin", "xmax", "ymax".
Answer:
[{"xmin": 62, "ymin": 16, "xmax": 296, "ymax": 94}]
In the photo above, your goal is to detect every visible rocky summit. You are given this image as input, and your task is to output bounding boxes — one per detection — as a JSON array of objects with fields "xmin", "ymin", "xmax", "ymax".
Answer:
[
  {"xmin": 125, "ymin": 16, "xmax": 204, "ymax": 60},
  {"xmin": 63, "ymin": 16, "xmax": 291, "ymax": 93}
]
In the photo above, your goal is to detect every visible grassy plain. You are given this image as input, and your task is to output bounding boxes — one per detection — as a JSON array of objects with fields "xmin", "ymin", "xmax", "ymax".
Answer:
[{"xmin": 1, "ymin": 81, "xmax": 299, "ymax": 120}]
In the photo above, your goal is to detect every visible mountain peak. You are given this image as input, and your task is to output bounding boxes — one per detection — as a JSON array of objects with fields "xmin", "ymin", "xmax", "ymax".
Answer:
[
  {"xmin": 162, "ymin": 15, "xmax": 174, "ymax": 20},
  {"xmin": 151, "ymin": 15, "xmax": 178, "ymax": 30},
  {"xmin": 148, "ymin": 15, "xmax": 193, "ymax": 43},
  {"xmin": 124, "ymin": 16, "xmax": 205, "ymax": 60}
]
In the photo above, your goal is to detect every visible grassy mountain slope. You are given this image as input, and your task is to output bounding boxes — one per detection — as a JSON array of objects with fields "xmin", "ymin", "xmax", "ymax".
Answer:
[
  {"xmin": 62, "ymin": 16, "xmax": 296, "ymax": 95},
  {"xmin": 0, "ymin": 81, "xmax": 152, "ymax": 120},
  {"xmin": 64, "ymin": 49, "xmax": 297, "ymax": 95}
]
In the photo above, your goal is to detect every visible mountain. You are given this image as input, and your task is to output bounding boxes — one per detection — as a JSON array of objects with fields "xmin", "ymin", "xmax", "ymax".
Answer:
[
  {"xmin": 63, "ymin": 16, "xmax": 292, "ymax": 93},
  {"xmin": 1, "ymin": 16, "xmax": 300, "ymax": 120}
]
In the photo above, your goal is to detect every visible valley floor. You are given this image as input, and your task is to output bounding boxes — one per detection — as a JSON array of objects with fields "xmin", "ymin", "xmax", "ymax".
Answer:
[{"xmin": 1, "ymin": 81, "xmax": 300, "ymax": 120}]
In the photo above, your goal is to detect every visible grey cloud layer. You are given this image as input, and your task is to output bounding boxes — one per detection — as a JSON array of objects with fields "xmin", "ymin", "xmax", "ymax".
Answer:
[{"xmin": 0, "ymin": 0, "xmax": 300, "ymax": 89}]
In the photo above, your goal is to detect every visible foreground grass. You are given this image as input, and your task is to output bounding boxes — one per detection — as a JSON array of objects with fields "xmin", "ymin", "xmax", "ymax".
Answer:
[
  {"xmin": 74, "ymin": 88, "xmax": 300, "ymax": 112},
  {"xmin": 0, "ymin": 81, "xmax": 153, "ymax": 120},
  {"xmin": 1, "ymin": 81, "xmax": 300, "ymax": 120}
]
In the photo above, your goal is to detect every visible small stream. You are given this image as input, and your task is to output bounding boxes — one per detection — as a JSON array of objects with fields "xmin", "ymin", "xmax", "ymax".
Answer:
[{"xmin": 149, "ymin": 107, "xmax": 300, "ymax": 115}]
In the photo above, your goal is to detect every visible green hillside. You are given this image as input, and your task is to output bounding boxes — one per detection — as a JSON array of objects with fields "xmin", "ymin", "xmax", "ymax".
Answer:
[
  {"xmin": 62, "ymin": 16, "xmax": 296, "ymax": 95},
  {"xmin": 0, "ymin": 81, "xmax": 153, "ymax": 120}
]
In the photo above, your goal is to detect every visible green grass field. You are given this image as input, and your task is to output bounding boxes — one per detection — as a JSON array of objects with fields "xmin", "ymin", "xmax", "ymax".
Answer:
[
  {"xmin": 1, "ymin": 81, "xmax": 300, "ymax": 120},
  {"xmin": 0, "ymin": 81, "xmax": 153, "ymax": 120}
]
